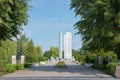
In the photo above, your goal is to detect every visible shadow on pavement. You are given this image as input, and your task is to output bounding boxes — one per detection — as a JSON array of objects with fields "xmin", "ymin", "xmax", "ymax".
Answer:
[
  {"xmin": 2, "ymin": 76, "xmax": 115, "ymax": 80},
  {"xmin": 28, "ymin": 64, "xmax": 113, "ymax": 78}
]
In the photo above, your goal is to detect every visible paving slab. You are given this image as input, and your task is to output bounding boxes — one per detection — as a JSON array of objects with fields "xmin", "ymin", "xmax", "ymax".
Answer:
[{"xmin": 1, "ymin": 61, "xmax": 118, "ymax": 80}]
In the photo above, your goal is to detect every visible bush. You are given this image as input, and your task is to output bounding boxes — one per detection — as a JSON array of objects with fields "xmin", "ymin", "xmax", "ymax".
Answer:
[
  {"xmin": 6, "ymin": 64, "xmax": 16, "ymax": 73},
  {"xmin": 76, "ymin": 54, "xmax": 85, "ymax": 62},
  {"xmin": 84, "ymin": 53, "xmax": 97, "ymax": 64},
  {"xmin": 39, "ymin": 56, "xmax": 48, "ymax": 62},
  {"xmin": 55, "ymin": 61, "xmax": 67, "ymax": 68},
  {"xmin": 24, "ymin": 63, "xmax": 32, "ymax": 68},
  {"xmin": 99, "ymin": 51, "xmax": 117, "ymax": 64},
  {"xmin": 105, "ymin": 62, "xmax": 118, "ymax": 75},
  {"xmin": 16, "ymin": 64, "xmax": 24, "ymax": 70},
  {"xmin": 0, "ymin": 60, "xmax": 6, "ymax": 72}
]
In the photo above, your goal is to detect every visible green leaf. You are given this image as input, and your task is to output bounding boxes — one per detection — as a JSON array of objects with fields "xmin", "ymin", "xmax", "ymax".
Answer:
[{"xmin": 0, "ymin": 18, "xmax": 3, "ymax": 24}]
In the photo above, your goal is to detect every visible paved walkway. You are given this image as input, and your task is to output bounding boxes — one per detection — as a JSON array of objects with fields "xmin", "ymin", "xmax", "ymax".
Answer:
[{"xmin": 1, "ymin": 61, "xmax": 118, "ymax": 80}]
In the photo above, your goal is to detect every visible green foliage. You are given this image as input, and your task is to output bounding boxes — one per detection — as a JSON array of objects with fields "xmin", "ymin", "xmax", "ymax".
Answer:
[
  {"xmin": 55, "ymin": 61, "xmax": 67, "ymax": 68},
  {"xmin": 0, "ymin": 38, "xmax": 43, "ymax": 74},
  {"xmin": 44, "ymin": 51, "xmax": 51, "ymax": 59},
  {"xmin": 35, "ymin": 46, "xmax": 42, "ymax": 57},
  {"xmin": 70, "ymin": 0, "xmax": 120, "ymax": 53},
  {"xmin": 0, "ymin": 40, "xmax": 17, "ymax": 74},
  {"xmin": 84, "ymin": 50, "xmax": 117, "ymax": 65},
  {"xmin": 24, "ymin": 39, "xmax": 37, "ymax": 63},
  {"xmin": 15, "ymin": 64, "xmax": 24, "ymax": 70},
  {"xmin": 44, "ymin": 47, "xmax": 58, "ymax": 59},
  {"xmin": 72, "ymin": 49, "xmax": 85, "ymax": 62},
  {"xmin": 6, "ymin": 63, "xmax": 25, "ymax": 73},
  {"xmin": 6, "ymin": 64, "xmax": 16, "ymax": 73},
  {"xmin": 0, "ymin": 0, "xmax": 30, "ymax": 40},
  {"xmin": 24, "ymin": 63, "xmax": 32, "ymax": 68},
  {"xmin": 17, "ymin": 34, "xmax": 28, "ymax": 60},
  {"xmin": 50, "ymin": 47, "xmax": 59, "ymax": 58},
  {"xmin": 39, "ymin": 56, "xmax": 48, "ymax": 62},
  {"xmin": 98, "ymin": 50, "xmax": 117, "ymax": 64},
  {"xmin": 85, "ymin": 50, "xmax": 118, "ymax": 75},
  {"xmin": 0, "ymin": 40, "xmax": 17, "ymax": 64},
  {"xmin": 106, "ymin": 62, "xmax": 119, "ymax": 75},
  {"xmin": 85, "ymin": 53, "xmax": 97, "ymax": 64},
  {"xmin": 0, "ymin": 60, "xmax": 6, "ymax": 72},
  {"xmin": 35, "ymin": 45, "xmax": 43, "ymax": 62}
]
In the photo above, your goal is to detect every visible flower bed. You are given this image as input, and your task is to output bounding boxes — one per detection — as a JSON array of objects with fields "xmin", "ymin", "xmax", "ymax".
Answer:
[{"xmin": 55, "ymin": 61, "xmax": 67, "ymax": 69}]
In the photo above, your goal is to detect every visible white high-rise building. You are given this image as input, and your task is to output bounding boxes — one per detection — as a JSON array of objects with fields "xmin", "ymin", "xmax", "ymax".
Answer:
[
  {"xmin": 64, "ymin": 32, "xmax": 72, "ymax": 59},
  {"xmin": 59, "ymin": 32, "xmax": 62, "ymax": 59}
]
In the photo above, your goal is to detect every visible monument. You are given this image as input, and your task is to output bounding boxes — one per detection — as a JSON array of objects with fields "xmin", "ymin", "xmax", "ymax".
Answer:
[
  {"xmin": 59, "ymin": 32, "xmax": 72, "ymax": 60},
  {"xmin": 21, "ymin": 55, "xmax": 25, "ymax": 64},
  {"xmin": 64, "ymin": 32, "xmax": 72, "ymax": 59},
  {"xmin": 12, "ymin": 55, "xmax": 16, "ymax": 64},
  {"xmin": 98, "ymin": 56, "xmax": 103, "ymax": 65},
  {"xmin": 59, "ymin": 32, "xmax": 62, "ymax": 59}
]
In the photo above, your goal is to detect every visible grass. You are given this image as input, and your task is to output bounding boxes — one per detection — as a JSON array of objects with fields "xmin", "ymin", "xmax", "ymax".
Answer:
[
  {"xmin": 55, "ymin": 61, "xmax": 67, "ymax": 69},
  {"xmin": 0, "ymin": 72, "xmax": 7, "ymax": 76}
]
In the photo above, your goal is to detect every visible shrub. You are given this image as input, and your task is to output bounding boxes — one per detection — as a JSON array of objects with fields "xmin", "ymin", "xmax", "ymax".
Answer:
[
  {"xmin": 16, "ymin": 64, "xmax": 24, "ymax": 70},
  {"xmin": 84, "ymin": 53, "xmax": 97, "ymax": 64},
  {"xmin": 24, "ymin": 63, "xmax": 32, "ymax": 68},
  {"xmin": 39, "ymin": 56, "xmax": 48, "ymax": 62},
  {"xmin": 105, "ymin": 62, "xmax": 118, "ymax": 75},
  {"xmin": 77, "ymin": 55, "xmax": 85, "ymax": 62},
  {"xmin": 6, "ymin": 64, "xmax": 16, "ymax": 73},
  {"xmin": 0, "ymin": 60, "xmax": 6, "ymax": 72},
  {"xmin": 55, "ymin": 61, "xmax": 67, "ymax": 68},
  {"xmin": 99, "ymin": 51, "xmax": 117, "ymax": 65}
]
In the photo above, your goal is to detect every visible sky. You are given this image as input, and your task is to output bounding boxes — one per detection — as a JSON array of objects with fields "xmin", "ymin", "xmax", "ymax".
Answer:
[{"xmin": 23, "ymin": 0, "xmax": 82, "ymax": 52}]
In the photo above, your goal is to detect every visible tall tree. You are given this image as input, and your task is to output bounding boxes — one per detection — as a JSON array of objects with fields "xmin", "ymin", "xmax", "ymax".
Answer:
[
  {"xmin": 0, "ymin": 0, "xmax": 30, "ymax": 40},
  {"xmin": 24, "ymin": 39, "xmax": 37, "ymax": 63},
  {"xmin": 0, "ymin": 40, "xmax": 17, "ymax": 63},
  {"xmin": 70, "ymin": 0, "xmax": 120, "ymax": 53},
  {"xmin": 35, "ymin": 46, "xmax": 42, "ymax": 57},
  {"xmin": 16, "ymin": 34, "xmax": 28, "ymax": 60},
  {"xmin": 35, "ymin": 45, "xmax": 43, "ymax": 62},
  {"xmin": 44, "ymin": 47, "xmax": 59, "ymax": 59}
]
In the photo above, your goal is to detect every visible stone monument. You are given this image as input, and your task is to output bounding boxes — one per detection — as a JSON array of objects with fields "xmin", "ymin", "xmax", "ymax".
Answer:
[
  {"xmin": 98, "ymin": 56, "xmax": 103, "ymax": 65},
  {"xmin": 64, "ymin": 32, "xmax": 72, "ymax": 59},
  {"xmin": 12, "ymin": 55, "xmax": 16, "ymax": 64},
  {"xmin": 59, "ymin": 32, "xmax": 62, "ymax": 59},
  {"xmin": 21, "ymin": 55, "xmax": 25, "ymax": 64}
]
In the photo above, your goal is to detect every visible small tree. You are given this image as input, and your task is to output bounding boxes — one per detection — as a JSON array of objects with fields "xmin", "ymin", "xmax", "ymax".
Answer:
[
  {"xmin": 24, "ymin": 39, "xmax": 37, "ymax": 63},
  {"xmin": 44, "ymin": 47, "xmax": 59, "ymax": 59},
  {"xmin": 17, "ymin": 34, "xmax": 28, "ymax": 60}
]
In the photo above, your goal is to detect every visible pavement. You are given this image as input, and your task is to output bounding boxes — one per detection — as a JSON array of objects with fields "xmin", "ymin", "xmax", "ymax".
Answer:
[{"xmin": 1, "ymin": 60, "xmax": 119, "ymax": 80}]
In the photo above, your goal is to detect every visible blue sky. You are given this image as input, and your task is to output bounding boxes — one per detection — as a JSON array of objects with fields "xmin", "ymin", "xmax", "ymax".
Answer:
[{"xmin": 23, "ymin": 0, "xmax": 82, "ymax": 51}]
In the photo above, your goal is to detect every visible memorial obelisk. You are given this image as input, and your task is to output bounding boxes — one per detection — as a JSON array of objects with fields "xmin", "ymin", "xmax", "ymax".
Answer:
[
  {"xmin": 59, "ymin": 32, "xmax": 62, "ymax": 59},
  {"xmin": 64, "ymin": 32, "xmax": 72, "ymax": 59}
]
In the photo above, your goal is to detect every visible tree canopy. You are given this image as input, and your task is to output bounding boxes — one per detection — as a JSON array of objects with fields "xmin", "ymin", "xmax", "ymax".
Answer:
[
  {"xmin": 16, "ymin": 34, "xmax": 28, "ymax": 60},
  {"xmin": 0, "ymin": 0, "xmax": 30, "ymax": 40},
  {"xmin": 70, "ymin": 0, "xmax": 120, "ymax": 52},
  {"xmin": 44, "ymin": 47, "xmax": 59, "ymax": 59}
]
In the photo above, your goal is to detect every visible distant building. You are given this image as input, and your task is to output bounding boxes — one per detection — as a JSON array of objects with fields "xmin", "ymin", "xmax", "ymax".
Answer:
[{"xmin": 64, "ymin": 32, "xmax": 72, "ymax": 59}]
